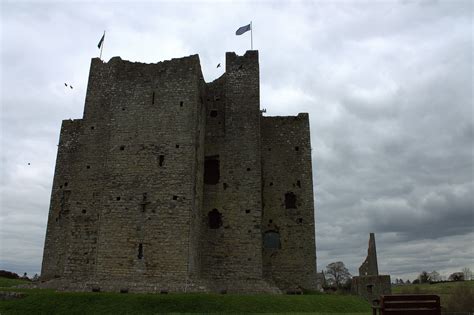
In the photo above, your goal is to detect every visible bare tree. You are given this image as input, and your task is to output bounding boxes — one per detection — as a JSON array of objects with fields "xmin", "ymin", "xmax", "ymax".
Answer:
[
  {"xmin": 428, "ymin": 270, "xmax": 441, "ymax": 282},
  {"xmin": 325, "ymin": 261, "xmax": 351, "ymax": 289},
  {"xmin": 419, "ymin": 271, "xmax": 430, "ymax": 283},
  {"xmin": 462, "ymin": 267, "xmax": 472, "ymax": 281}
]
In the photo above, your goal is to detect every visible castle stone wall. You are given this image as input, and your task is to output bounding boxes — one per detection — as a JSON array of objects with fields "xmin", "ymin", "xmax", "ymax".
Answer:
[
  {"xmin": 261, "ymin": 114, "xmax": 318, "ymax": 290},
  {"xmin": 41, "ymin": 51, "xmax": 317, "ymax": 293},
  {"xmin": 200, "ymin": 51, "xmax": 264, "ymax": 286}
]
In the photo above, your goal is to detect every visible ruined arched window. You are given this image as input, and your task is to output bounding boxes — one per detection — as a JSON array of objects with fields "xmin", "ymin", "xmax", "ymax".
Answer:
[
  {"xmin": 263, "ymin": 231, "xmax": 281, "ymax": 249},
  {"xmin": 208, "ymin": 209, "xmax": 222, "ymax": 229},
  {"xmin": 285, "ymin": 192, "xmax": 297, "ymax": 209}
]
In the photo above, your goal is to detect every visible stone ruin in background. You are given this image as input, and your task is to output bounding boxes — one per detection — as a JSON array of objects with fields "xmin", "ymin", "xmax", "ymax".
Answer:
[{"xmin": 351, "ymin": 233, "xmax": 391, "ymax": 303}]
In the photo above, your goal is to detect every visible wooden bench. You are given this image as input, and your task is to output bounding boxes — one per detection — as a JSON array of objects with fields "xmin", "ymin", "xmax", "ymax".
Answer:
[{"xmin": 372, "ymin": 294, "xmax": 441, "ymax": 315}]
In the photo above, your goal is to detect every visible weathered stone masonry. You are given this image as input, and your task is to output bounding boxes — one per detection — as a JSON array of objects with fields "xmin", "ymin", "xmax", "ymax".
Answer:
[{"xmin": 41, "ymin": 51, "xmax": 318, "ymax": 293}]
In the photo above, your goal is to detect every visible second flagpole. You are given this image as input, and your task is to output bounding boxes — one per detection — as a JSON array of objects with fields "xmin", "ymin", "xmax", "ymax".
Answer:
[{"xmin": 250, "ymin": 21, "xmax": 253, "ymax": 50}]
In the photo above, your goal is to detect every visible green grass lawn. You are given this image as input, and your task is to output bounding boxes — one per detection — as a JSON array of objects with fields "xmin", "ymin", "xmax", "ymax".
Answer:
[
  {"xmin": 392, "ymin": 279, "xmax": 474, "ymax": 294},
  {"xmin": 0, "ymin": 281, "xmax": 371, "ymax": 314},
  {"xmin": 0, "ymin": 277, "xmax": 30, "ymax": 288},
  {"xmin": 2, "ymin": 279, "xmax": 473, "ymax": 314},
  {"xmin": 392, "ymin": 281, "xmax": 474, "ymax": 312}
]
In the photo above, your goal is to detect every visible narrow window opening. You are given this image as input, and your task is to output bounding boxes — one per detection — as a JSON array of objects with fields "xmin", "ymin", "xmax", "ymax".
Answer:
[
  {"xmin": 263, "ymin": 231, "xmax": 281, "ymax": 249},
  {"xmin": 172, "ymin": 195, "xmax": 178, "ymax": 200},
  {"xmin": 91, "ymin": 126, "xmax": 95, "ymax": 130},
  {"xmin": 176, "ymin": 144, "xmax": 180, "ymax": 148},
  {"xmin": 245, "ymin": 210, "xmax": 250, "ymax": 214},
  {"xmin": 180, "ymin": 101, "xmax": 183, "ymax": 107},
  {"xmin": 285, "ymin": 192, "xmax": 297, "ymax": 209},
  {"xmin": 268, "ymin": 148, "xmax": 271, "ymax": 151},
  {"xmin": 208, "ymin": 209, "xmax": 222, "ymax": 229},
  {"xmin": 269, "ymin": 219, "xmax": 273, "ymax": 223},
  {"xmin": 120, "ymin": 145, "xmax": 125, "ymax": 151},
  {"xmin": 204, "ymin": 156, "xmax": 220, "ymax": 185},
  {"xmin": 82, "ymin": 209, "xmax": 87, "ymax": 214},
  {"xmin": 269, "ymin": 182, "xmax": 273, "ymax": 186},
  {"xmin": 152, "ymin": 91, "xmax": 155, "ymax": 105},
  {"xmin": 122, "ymin": 108, "xmax": 126, "ymax": 111},
  {"xmin": 223, "ymin": 183, "xmax": 228, "ymax": 190},
  {"xmin": 367, "ymin": 284, "xmax": 373, "ymax": 294},
  {"xmin": 246, "ymin": 168, "xmax": 251, "ymax": 171},
  {"xmin": 64, "ymin": 182, "xmax": 68, "ymax": 187},
  {"xmin": 116, "ymin": 197, "xmax": 121, "ymax": 201},
  {"xmin": 137, "ymin": 243, "xmax": 143, "ymax": 259},
  {"xmin": 297, "ymin": 180, "xmax": 301, "ymax": 188},
  {"xmin": 159, "ymin": 155, "xmax": 164, "ymax": 166},
  {"xmin": 210, "ymin": 110, "xmax": 218, "ymax": 118},
  {"xmin": 295, "ymin": 146, "xmax": 299, "ymax": 151},
  {"xmin": 298, "ymin": 218, "xmax": 303, "ymax": 224},
  {"xmin": 86, "ymin": 165, "xmax": 90, "ymax": 169}
]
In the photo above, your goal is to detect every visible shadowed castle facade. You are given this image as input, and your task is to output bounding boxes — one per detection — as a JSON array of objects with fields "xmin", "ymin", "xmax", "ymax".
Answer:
[{"xmin": 41, "ymin": 51, "xmax": 317, "ymax": 293}]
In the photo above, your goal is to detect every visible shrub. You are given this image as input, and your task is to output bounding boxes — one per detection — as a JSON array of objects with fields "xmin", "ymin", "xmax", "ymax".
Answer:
[{"xmin": 0, "ymin": 270, "xmax": 20, "ymax": 279}]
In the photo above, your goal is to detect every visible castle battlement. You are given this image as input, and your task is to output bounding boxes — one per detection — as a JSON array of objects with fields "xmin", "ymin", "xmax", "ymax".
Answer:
[{"xmin": 41, "ymin": 51, "xmax": 317, "ymax": 294}]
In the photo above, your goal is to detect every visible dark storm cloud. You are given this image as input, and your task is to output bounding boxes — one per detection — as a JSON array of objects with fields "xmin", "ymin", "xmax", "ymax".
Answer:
[{"xmin": 1, "ymin": 0, "xmax": 472, "ymax": 280}]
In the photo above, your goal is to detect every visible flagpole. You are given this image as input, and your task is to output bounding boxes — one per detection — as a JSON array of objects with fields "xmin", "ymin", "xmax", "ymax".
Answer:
[
  {"xmin": 250, "ymin": 21, "xmax": 253, "ymax": 50},
  {"xmin": 99, "ymin": 31, "xmax": 105, "ymax": 60}
]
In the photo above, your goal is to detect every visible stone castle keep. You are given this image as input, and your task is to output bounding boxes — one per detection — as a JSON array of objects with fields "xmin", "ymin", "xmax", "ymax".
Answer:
[{"xmin": 41, "ymin": 50, "xmax": 317, "ymax": 293}]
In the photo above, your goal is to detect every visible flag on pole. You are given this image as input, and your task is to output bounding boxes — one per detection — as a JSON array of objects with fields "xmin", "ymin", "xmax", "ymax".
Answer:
[
  {"xmin": 235, "ymin": 23, "xmax": 251, "ymax": 35},
  {"xmin": 97, "ymin": 33, "xmax": 105, "ymax": 49}
]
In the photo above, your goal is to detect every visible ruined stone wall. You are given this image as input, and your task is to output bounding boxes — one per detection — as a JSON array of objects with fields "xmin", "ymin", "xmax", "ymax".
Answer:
[
  {"xmin": 352, "ymin": 275, "xmax": 391, "ymax": 303},
  {"xmin": 42, "ymin": 55, "xmax": 205, "ymax": 290},
  {"xmin": 201, "ymin": 51, "xmax": 264, "ymax": 287},
  {"xmin": 260, "ymin": 114, "xmax": 318, "ymax": 290},
  {"xmin": 41, "ymin": 118, "xmax": 97, "ymax": 280}
]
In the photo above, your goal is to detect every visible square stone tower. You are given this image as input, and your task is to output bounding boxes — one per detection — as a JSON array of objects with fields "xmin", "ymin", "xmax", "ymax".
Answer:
[{"xmin": 41, "ymin": 51, "xmax": 318, "ymax": 293}]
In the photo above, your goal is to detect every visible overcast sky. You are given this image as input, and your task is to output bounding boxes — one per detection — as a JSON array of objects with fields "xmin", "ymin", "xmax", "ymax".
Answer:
[{"xmin": 1, "ymin": 0, "xmax": 472, "ymax": 281}]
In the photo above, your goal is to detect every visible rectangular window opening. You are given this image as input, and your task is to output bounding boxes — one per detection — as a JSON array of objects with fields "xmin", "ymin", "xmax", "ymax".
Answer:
[
  {"xmin": 204, "ymin": 156, "xmax": 220, "ymax": 185},
  {"xmin": 138, "ymin": 243, "xmax": 143, "ymax": 259}
]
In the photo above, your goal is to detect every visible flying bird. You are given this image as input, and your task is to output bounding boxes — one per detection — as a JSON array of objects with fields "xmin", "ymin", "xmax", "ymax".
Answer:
[
  {"xmin": 217, "ymin": 63, "xmax": 221, "ymax": 68},
  {"xmin": 70, "ymin": 85, "xmax": 73, "ymax": 89},
  {"xmin": 64, "ymin": 83, "xmax": 68, "ymax": 87},
  {"xmin": 27, "ymin": 163, "xmax": 30, "ymax": 165}
]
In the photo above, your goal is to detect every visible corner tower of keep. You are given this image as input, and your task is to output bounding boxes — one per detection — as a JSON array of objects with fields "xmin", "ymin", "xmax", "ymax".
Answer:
[{"xmin": 41, "ymin": 51, "xmax": 318, "ymax": 293}]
